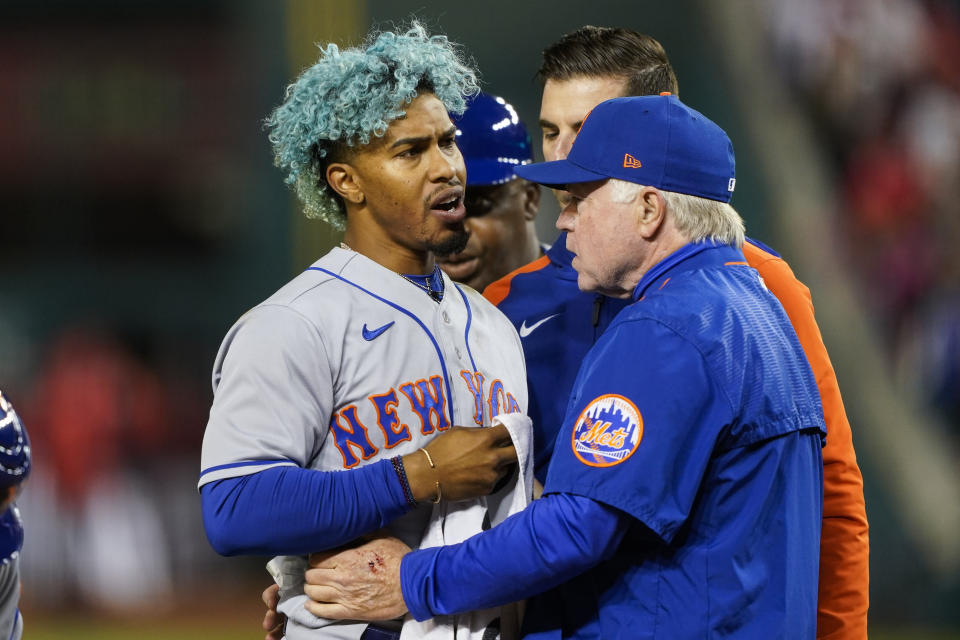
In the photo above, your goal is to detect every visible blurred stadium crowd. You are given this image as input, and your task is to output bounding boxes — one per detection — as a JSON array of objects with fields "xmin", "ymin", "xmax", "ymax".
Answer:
[
  {"xmin": 16, "ymin": 328, "xmax": 210, "ymax": 611},
  {"xmin": 764, "ymin": 0, "xmax": 960, "ymax": 433}
]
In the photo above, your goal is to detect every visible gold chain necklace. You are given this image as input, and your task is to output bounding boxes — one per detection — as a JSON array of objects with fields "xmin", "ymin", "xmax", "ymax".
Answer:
[{"xmin": 340, "ymin": 242, "xmax": 444, "ymax": 302}]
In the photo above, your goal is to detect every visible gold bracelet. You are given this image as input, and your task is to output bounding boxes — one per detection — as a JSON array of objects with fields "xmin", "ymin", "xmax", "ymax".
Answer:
[
  {"xmin": 419, "ymin": 448, "xmax": 442, "ymax": 503},
  {"xmin": 419, "ymin": 447, "xmax": 436, "ymax": 468}
]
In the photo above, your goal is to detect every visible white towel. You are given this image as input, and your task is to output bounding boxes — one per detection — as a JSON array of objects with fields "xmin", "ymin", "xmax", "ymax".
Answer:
[
  {"xmin": 267, "ymin": 555, "xmax": 320, "ymax": 630},
  {"xmin": 267, "ymin": 413, "xmax": 534, "ymax": 639},
  {"xmin": 400, "ymin": 412, "xmax": 534, "ymax": 640}
]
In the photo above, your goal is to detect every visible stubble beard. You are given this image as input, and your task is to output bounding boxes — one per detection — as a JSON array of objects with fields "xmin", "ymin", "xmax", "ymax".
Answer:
[{"xmin": 428, "ymin": 225, "xmax": 469, "ymax": 257}]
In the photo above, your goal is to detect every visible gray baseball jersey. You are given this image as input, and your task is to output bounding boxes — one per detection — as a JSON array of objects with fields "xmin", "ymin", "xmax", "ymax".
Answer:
[
  {"xmin": 199, "ymin": 246, "xmax": 527, "ymax": 638},
  {"xmin": 0, "ymin": 556, "xmax": 21, "ymax": 640}
]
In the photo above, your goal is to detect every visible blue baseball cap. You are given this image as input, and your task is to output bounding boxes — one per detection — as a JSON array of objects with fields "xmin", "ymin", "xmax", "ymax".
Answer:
[
  {"xmin": 453, "ymin": 92, "xmax": 533, "ymax": 186},
  {"xmin": 515, "ymin": 94, "xmax": 736, "ymax": 203},
  {"xmin": 0, "ymin": 391, "xmax": 30, "ymax": 489}
]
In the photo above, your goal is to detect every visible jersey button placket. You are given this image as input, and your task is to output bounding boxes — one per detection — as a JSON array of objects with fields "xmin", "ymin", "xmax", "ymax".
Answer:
[{"xmin": 438, "ymin": 303, "xmax": 465, "ymax": 426}]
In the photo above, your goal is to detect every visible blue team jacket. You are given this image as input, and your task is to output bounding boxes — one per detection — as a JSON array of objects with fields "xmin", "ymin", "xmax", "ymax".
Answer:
[
  {"xmin": 490, "ymin": 233, "xmax": 628, "ymax": 481},
  {"xmin": 530, "ymin": 241, "xmax": 825, "ymax": 638}
]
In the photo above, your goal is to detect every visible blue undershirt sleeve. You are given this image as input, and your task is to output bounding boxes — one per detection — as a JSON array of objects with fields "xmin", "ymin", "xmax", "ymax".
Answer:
[
  {"xmin": 201, "ymin": 460, "xmax": 410, "ymax": 556},
  {"xmin": 400, "ymin": 492, "xmax": 627, "ymax": 620}
]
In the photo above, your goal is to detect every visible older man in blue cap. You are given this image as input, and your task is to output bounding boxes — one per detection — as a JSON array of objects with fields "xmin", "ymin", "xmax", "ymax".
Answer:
[
  {"xmin": 300, "ymin": 94, "xmax": 827, "ymax": 639},
  {"xmin": 436, "ymin": 92, "xmax": 542, "ymax": 292}
]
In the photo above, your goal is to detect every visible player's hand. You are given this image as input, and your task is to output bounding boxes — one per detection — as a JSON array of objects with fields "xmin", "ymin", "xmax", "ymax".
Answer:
[
  {"xmin": 303, "ymin": 535, "xmax": 411, "ymax": 621},
  {"xmin": 261, "ymin": 583, "xmax": 285, "ymax": 640},
  {"xmin": 404, "ymin": 424, "xmax": 517, "ymax": 502}
]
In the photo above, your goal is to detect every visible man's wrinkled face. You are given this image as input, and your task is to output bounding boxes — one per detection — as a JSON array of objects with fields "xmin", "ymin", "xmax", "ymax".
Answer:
[
  {"xmin": 555, "ymin": 179, "xmax": 643, "ymax": 298},
  {"xmin": 347, "ymin": 93, "xmax": 469, "ymax": 257},
  {"xmin": 436, "ymin": 178, "xmax": 537, "ymax": 291}
]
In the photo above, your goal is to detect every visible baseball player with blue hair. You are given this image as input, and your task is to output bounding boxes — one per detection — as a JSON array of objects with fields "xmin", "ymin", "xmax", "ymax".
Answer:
[
  {"xmin": 199, "ymin": 22, "xmax": 532, "ymax": 640},
  {"xmin": 0, "ymin": 391, "xmax": 30, "ymax": 640}
]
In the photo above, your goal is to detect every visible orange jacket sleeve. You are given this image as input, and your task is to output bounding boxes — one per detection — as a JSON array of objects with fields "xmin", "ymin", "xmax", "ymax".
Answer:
[{"xmin": 745, "ymin": 242, "xmax": 869, "ymax": 639}]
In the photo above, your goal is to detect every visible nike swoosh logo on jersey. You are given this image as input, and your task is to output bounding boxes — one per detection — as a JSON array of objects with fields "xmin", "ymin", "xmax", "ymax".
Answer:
[
  {"xmin": 519, "ymin": 314, "xmax": 559, "ymax": 338},
  {"xmin": 362, "ymin": 321, "xmax": 395, "ymax": 341}
]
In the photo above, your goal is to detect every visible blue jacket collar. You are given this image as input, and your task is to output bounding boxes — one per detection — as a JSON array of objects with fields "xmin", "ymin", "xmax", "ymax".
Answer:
[{"xmin": 632, "ymin": 240, "xmax": 746, "ymax": 301}]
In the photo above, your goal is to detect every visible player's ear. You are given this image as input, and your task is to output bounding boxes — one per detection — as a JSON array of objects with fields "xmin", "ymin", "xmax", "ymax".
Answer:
[
  {"xmin": 636, "ymin": 187, "xmax": 666, "ymax": 239},
  {"xmin": 520, "ymin": 179, "xmax": 541, "ymax": 221},
  {"xmin": 326, "ymin": 163, "xmax": 364, "ymax": 206}
]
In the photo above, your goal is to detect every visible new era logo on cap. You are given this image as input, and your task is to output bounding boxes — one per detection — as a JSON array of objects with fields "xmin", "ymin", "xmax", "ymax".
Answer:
[{"xmin": 515, "ymin": 95, "xmax": 736, "ymax": 203}]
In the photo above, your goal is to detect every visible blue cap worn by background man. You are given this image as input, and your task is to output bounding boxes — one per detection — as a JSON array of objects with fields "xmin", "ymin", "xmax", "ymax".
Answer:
[
  {"xmin": 0, "ymin": 393, "xmax": 29, "ymax": 490},
  {"xmin": 453, "ymin": 92, "xmax": 533, "ymax": 186},
  {"xmin": 0, "ymin": 390, "xmax": 29, "ymax": 574},
  {"xmin": 516, "ymin": 94, "xmax": 736, "ymax": 202}
]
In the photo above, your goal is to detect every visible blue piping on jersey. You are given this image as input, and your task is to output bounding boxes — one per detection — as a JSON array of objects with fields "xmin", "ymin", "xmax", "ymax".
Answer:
[
  {"xmin": 308, "ymin": 267, "xmax": 455, "ymax": 426},
  {"xmin": 455, "ymin": 285, "xmax": 479, "ymax": 374},
  {"xmin": 200, "ymin": 458, "xmax": 296, "ymax": 480}
]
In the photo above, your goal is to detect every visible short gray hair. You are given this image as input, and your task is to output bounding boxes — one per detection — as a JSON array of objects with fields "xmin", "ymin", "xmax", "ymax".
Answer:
[{"xmin": 607, "ymin": 178, "xmax": 744, "ymax": 247}]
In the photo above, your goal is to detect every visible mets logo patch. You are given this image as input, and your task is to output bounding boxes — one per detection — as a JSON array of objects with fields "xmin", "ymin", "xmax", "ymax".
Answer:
[{"xmin": 571, "ymin": 394, "xmax": 643, "ymax": 467}]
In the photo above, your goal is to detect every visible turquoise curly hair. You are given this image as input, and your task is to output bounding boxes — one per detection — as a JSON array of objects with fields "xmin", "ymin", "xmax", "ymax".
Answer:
[{"xmin": 266, "ymin": 22, "xmax": 480, "ymax": 228}]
